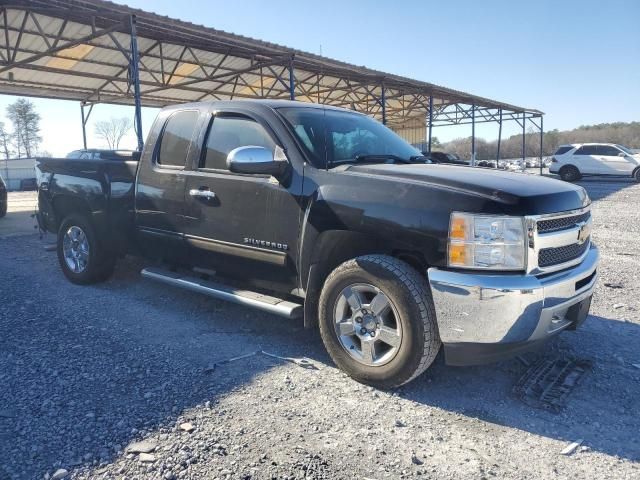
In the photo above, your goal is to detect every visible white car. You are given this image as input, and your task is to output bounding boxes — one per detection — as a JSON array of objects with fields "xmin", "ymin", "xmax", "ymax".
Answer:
[{"xmin": 549, "ymin": 143, "xmax": 640, "ymax": 182}]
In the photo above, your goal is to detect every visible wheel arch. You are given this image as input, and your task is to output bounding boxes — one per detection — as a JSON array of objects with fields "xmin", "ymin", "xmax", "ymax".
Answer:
[
  {"xmin": 52, "ymin": 194, "xmax": 93, "ymax": 231},
  {"xmin": 302, "ymin": 229, "xmax": 428, "ymax": 329}
]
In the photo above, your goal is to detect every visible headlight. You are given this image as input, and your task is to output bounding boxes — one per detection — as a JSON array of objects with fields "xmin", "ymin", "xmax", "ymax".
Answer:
[{"xmin": 448, "ymin": 212, "xmax": 526, "ymax": 270}]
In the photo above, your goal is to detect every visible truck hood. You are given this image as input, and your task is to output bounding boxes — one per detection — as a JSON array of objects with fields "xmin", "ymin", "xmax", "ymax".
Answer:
[{"xmin": 345, "ymin": 163, "xmax": 590, "ymax": 215}]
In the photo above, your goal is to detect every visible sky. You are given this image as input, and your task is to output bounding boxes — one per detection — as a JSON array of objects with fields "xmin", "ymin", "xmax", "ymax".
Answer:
[{"xmin": 0, "ymin": 0, "xmax": 638, "ymax": 156}]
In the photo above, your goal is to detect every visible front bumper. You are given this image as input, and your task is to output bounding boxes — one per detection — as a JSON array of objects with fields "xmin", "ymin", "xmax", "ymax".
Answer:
[{"xmin": 428, "ymin": 245, "xmax": 599, "ymax": 366}]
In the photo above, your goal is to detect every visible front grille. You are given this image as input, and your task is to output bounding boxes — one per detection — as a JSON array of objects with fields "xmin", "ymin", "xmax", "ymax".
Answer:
[
  {"xmin": 538, "ymin": 239, "xmax": 590, "ymax": 267},
  {"xmin": 537, "ymin": 211, "xmax": 591, "ymax": 233}
]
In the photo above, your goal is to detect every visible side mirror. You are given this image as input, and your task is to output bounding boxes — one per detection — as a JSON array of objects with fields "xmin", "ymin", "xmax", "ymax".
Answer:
[
  {"xmin": 226, "ymin": 146, "xmax": 288, "ymax": 176},
  {"xmin": 618, "ymin": 152, "xmax": 626, "ymax": 157}
]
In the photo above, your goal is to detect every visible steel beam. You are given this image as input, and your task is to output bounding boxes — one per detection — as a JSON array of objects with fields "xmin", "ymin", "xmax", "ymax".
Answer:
[
  {"xmin": 289, "ymin": 56, "xmax": 295, "ymax": 100},
  {"xmin": 129, "ymin": 14, "xmax": 144, "ymax": 151},
  {"xmin": 80, "ymin": 102, "xmax": 87, "ymax": 150},
  {"xmin": 539, "ymin": 115, "xmax": 544, "ymax": 175},
  {"xmin": 471, "ymin": 103, "xmax": 476, "ymax": 166},
  {"xmin": 428, "ymin": 95, "xmax": 433, "ymax": 153},
  {"xmin": 380, "ymin": 83, "xmax": 386, "ymax": 125},
  {"xmin": 521, "ymin": 111, "xmax": 526, "ymax": 171},
  {"xmin": 496, "ymin": 108, "xmax": 502, "ymax": 165}
]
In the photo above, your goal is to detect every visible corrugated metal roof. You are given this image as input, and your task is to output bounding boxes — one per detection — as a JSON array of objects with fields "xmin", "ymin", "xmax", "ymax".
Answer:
[{"xmin": 0, "ymin": 0, "xmax": 543, "ymax": 130}]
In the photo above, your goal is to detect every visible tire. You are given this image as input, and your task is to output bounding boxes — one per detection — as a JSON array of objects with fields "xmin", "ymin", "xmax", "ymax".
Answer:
[
  {"xmin": 559, "ymin": 165, "xmax": 581, "ymax": 182},
  {"xmin": 57, "ymin": 214, "xmax": 116, "ymax": 284},
  {"xmin": 634, "ymin": 169, "xmax": 640, "ymax": 183},
  {"xmin": 318, "ymin": 255, "xmax": 441, "ymax": 389},
  {"xmin": 0, "ymin": 200, "xmax": 6, "ymax": 218}
]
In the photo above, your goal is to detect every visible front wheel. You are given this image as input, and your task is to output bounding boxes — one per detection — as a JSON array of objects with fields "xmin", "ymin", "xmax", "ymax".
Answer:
[
  {"xmin": 318, "ymin": 255, "xmax": 441, "ymax": 389},
  {"xmin": 633, "ymin": 169, "xmax": 640, "ymax": 183},
  {"xmin": 57, "ymin": 214, "xmax": 116, "ymax": 284},
  {"xmin": 559, "ymin": 165, "xmax": 581, "ymax": 182}
]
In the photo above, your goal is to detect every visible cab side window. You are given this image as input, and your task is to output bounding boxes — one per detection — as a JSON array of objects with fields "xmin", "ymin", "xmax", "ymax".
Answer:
[
  {"xmin": 574, "ymin": 145, "xmax": 598, "ymax": 156},
  {"xmin": 157, "ymin": 110, "xmax": 199, "ymax": 168},
  {"xmin": 201, "ymin": 115, "xmax": 275, "ymax": 170}
]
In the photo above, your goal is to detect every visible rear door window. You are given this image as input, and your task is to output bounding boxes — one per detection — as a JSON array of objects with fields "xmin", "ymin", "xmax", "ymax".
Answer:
[
  {"xmin": 574, "ymin": 145, "xmax": 598, "ymax": 155},
  {"xmin": 201, "ymin": 115, "xmax": 275, "ymax": 170},
  {"xmin": 157, "ymin": 110, "xmax": 199, "ymax": 168},
  {"xmin": 554, "ymin": 146, "xmax": 573, "ymax": 155}
]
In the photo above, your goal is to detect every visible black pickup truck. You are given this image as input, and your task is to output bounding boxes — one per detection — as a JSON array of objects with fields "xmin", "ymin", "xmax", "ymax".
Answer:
[{"xmin": 36, "ymin": 100, "xmax": 599, "ymax": 388}]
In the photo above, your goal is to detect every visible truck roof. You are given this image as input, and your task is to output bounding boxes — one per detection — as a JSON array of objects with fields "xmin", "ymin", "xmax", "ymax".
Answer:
[{"xmin": 162, "ymin": 99, "xmax": 362, "ymax": 115}]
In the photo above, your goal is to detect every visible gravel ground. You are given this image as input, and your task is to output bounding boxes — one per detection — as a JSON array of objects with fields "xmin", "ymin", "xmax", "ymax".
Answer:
[
  {"xmin": 0, "ymin": 191, "xmax": 38, "ymax": 238},
  {"xmin": 1, "ymin": 180, "xmax": 639, "ymax": 480}
]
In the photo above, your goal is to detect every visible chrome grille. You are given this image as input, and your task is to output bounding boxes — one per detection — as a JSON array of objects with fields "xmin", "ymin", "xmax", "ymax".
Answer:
[
  {"xmin": 538, "ymin": 238, "xmax": 590, "ymax": 268},
  {"xmin": 527, "ymin": 206, "xmax": 592, "ymax": 274},
  {"xmin": 537, "ymin": 211, "xmax": 591, "ymax": 233}
]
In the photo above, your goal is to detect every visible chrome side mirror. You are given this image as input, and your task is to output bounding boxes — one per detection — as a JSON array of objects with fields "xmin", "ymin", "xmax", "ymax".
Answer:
[{"xmin": 226, "ymin": 146, "xmax": 288, "ymax": 176}]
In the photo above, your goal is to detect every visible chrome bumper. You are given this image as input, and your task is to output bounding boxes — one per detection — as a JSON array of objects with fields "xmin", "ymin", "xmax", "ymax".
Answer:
[{"xmin": 428, "ymin": 245, "xmax": 599, "ymax": 365}]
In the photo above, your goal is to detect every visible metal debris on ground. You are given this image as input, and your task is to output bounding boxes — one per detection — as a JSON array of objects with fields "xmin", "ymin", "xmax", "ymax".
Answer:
[
  {"xmin": 604, "ymin": 282, "xmax": 624, "ymax": 289},
  {"xmin": 203, "ymin": 350, "xmax": 261, "ymax": 373},
  {"xmin": 560, "ymin": 439, "xmax": 583, "ymax": 456},
  {"xmin": 204, "ymin": 349, "xmax": 320, "ymax": 373},
  {"xmin": 260, "ymin": 350, "xmax": 320, "ymax": 370},
  {"xmin": 513, "ymin": 357, "xmax": 591, "ymax": 412}
]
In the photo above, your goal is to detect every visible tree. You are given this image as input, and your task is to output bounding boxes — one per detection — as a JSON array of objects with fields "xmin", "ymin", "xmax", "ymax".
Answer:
[
  {"xmin": 7, "ymin": 98, "xmax": 41, "ymax": 157},
  {"xmin": 0, "ymin": 122, "xmax": 12, "ymax": 159},
  {"xmin": 94, "ymin": 117, "xmax": 132, "ymax": 149}
]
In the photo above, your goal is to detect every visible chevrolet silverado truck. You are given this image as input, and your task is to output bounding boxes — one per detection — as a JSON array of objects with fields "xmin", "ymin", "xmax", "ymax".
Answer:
[{"xmin": 36, "ymin": 100, "xmax": 599, "ymax": 388}]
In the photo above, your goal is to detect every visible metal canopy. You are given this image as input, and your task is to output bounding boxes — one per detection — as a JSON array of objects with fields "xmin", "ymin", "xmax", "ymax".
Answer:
[{"xmin": 0, "ymin": 0, "xmax": 543, "ymax": 157}]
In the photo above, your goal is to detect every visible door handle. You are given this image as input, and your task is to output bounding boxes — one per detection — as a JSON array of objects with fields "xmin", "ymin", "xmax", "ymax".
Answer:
[{"xmin": 189, "ymin": 188, "xmax": 216, "ymax": 200}]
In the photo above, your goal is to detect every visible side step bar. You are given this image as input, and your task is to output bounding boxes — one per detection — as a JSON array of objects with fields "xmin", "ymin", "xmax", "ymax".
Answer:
[{"xmin": 141, "ymin": 267, "xmax": 303, "ymax": 319}]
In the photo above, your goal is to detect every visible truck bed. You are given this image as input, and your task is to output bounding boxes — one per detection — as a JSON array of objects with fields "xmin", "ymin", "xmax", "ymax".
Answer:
[{"xmin": 35, "ymin": 156, "xmax": 139, "ymax": 254}]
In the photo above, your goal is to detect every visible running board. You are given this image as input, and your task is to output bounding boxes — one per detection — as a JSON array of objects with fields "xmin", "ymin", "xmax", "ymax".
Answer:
[{"xmin": 141, "ymin": 267, "xmax": 303, "ymax": 319}]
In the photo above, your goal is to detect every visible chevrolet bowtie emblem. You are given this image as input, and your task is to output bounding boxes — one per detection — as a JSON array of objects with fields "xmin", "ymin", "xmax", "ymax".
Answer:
[{"xmin": 576, "ymin": 221, "xmax": 591, "ymax": 245}]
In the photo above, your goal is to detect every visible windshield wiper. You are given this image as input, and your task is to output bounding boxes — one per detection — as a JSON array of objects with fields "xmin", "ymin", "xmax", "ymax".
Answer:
[{"xmin": 353, "ymin": 154, "xmax": 412, "ymax": 164}]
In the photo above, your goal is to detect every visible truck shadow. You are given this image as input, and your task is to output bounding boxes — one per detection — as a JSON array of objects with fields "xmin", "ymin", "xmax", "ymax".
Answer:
[{"xmin": 2, "ymin": 237, "xmax": 638, "ymax": 479}]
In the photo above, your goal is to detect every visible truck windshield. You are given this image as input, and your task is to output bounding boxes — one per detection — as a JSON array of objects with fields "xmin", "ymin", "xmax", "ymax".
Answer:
[{"xmin": 277, "ymin": 107, "xmax": 422, "ymax": 168}]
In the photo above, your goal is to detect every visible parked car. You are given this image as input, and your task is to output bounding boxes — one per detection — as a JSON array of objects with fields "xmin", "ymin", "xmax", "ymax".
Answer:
[
  {"xmin": 66, "ymin": 149, "xmax": 141, "ymax": 161},
  {"xmin": 0, "ymin": 175, "xmax": 6, "ymax": 218},
  {"xmin": 549, "ymin": 143, "xmax": 640, "ymax": 182},
  {"xmin": 36, "ymin": 100, "xmax": 599, "ymax": 388},
  {"xmin": 424, "ymin": 151, "xmax": 469, "ymax": 166},
  {"xmin": 477, "ymin": 160, "xmax": 497, "ymax": 168}
]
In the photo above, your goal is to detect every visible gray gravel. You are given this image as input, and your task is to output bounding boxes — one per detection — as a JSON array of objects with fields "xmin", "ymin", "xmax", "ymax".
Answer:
[{"xmin": 1, "ymin": 179, "xmax": 639, "ymax": 480}]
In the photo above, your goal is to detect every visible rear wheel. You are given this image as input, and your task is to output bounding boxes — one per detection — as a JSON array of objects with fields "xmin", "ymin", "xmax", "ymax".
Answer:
[
  {"xmin": 559, "ymin": 165, "xmax": 581, "ymax": 182},
  {"xmin": 57, "ymin": 214, "xmax": 115, "ymax": 284},
  {"xmin": 318, "ymin": 255, "xmax": 441, "ymax": 389}
]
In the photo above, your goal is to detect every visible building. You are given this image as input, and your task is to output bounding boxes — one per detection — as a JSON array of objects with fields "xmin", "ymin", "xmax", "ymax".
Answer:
[{"xmin": 0, "ymin": 158, "xmax": 36, "ymax": 191}]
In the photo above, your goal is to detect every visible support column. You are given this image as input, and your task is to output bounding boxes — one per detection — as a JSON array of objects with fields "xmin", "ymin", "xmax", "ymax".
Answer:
[
  {"xmin": 471, "ymin": 103, "xmax": 476, "ymax": 166},
  {"xmin": 496, "ymin": 109, "xmax": 502, "ymax": 168},
  {"xmin": 289, "ymin": 56, "xmax": 295, "ymax": 101},
  {"xmin": 521, "ymin": 111, "xmax": 526, "ymax": 171},
  {"xmin": 539, "ymin": 115, "xmax": 544, "ymax": 175},
  {"xmin": 381, "ymin": 83, "xmax": 386, "ymax": 125},
  {"xmin": 427, "ymin": 95, "xmax": 433, "ymax": 153},
  {"xmin": 80, "ymin": 102, "xmax": 94, "ymax": 150},
  {"xmin": 80, "ymin": 103, "xmax": 87, "ymax": 150},
  {"xmin": 129, "ymin": 15, "xmax": 144, "ymax": 152}
]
